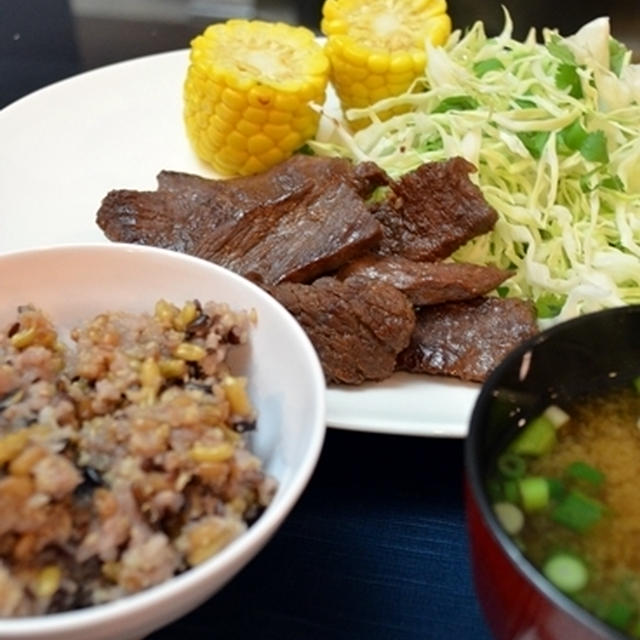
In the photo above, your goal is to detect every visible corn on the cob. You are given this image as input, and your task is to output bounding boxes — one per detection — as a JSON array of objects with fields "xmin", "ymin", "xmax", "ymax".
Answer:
[
  {"xmin": 184, "ymin": 20, "xmax": 330, "ymax": 176},
  {"xmin": 321, "ymin": 0, "xmax": 451, "ymax": 126}
]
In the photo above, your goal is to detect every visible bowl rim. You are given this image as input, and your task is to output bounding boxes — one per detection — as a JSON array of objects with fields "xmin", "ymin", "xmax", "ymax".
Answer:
[
  {"xmin": 465, "ymin": 305, "xmax": 640, "ymax": 640},
  {"xmin": 0, "ymin": 242, "xmax": 327, "ymax": 635}
]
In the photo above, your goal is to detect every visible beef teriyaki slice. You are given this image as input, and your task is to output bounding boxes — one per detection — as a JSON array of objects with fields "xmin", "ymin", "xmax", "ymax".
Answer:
[
  {"xmin": 336, "ymin": 254, "xmax": 512, "ymax": 306},
  {"xmin": 396, "ymin": 297, "xmax": 538, "ymax": 382},
  {"xmin": 269, "ymin": 277, "xmax": 415, "ymax": 385},
  {"xmin": 156, "ymin": 154, "xmax": 388, "ymax": 202},
  {"xmin": 371, "ymin": 156, "xmax": 498, "ymax": 261},
  {"xmin": 96, "ymin": 154, "xmax": 384, "ymax": 285}
]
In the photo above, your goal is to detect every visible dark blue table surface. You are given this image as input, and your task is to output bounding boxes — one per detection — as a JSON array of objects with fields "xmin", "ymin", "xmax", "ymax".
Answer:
[{"xmin": 6, "ymin": 2, "xmax": 634, "ymax": 637}]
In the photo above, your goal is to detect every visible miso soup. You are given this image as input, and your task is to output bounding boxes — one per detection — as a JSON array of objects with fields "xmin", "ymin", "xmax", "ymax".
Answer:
[{"xmin": 488, "ymin": 383, "xmax": 640, "ymax": 636}]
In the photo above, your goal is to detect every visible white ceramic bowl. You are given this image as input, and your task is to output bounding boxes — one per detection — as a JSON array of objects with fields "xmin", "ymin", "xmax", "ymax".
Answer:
[{"xmin": 0, "ymin": 243, "xmax": 326, "ymax": 640}]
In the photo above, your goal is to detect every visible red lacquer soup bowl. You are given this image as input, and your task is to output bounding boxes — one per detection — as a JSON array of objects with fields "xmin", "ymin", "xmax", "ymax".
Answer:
[{"xmin": 465, "ymin": 305, "xmax": 640, "ymax": 640}]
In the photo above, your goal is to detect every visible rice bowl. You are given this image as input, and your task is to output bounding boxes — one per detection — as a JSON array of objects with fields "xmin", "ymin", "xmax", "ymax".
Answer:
[{"xmin": 0, "ymin": 243, "xmax": 326, "ymax": 640}]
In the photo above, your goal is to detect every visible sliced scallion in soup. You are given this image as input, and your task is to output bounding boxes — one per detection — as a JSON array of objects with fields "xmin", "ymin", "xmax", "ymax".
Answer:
[{"xmin": 488, "ymin": 384, "xmax": 640, "ymax": 636}]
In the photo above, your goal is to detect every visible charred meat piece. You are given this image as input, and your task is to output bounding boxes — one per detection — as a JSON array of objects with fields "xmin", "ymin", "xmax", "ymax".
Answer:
[
  {"xmin": 97, "ymin": 155, "xmax": 386, "ymax": 286},
  {"xmin": 155, "ymin": 154, "xmax": 388, "ymax": 201},
  {"xmin": 371, "ymin": 157, "xmax": 498, "ymax": 261},
  {"xmin": 270, "ymin": 277, "xmax": 415, "ymax": 385},
  {"xmin": 396, "ymin": 297, "xmax": 537, "ymax": 382},
  {"xmin": 336, "ymin": 254, "xmax": 512, "ymax": 306}
]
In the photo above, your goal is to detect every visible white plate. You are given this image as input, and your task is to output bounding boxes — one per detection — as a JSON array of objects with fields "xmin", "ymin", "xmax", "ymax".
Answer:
[{"xmin": 0, "ymin": 49, "xmax": 479, "ymax": 437}]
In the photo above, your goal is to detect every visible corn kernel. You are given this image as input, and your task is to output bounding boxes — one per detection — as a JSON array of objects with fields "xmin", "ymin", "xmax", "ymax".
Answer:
[
  {"xmin": 259, "ymin": 147, "xmax": 285, "ymax": 168},
  {"xmin": 242, "ymin": 157, "xmax": 266, "ymax": 175},
  {"xmin": 222, "ymin": 375, "xmax": 252, "ymax": 416},
  {"xmin": 33, "ymin": 566, "xmax": 61, "ymax": 599},
  {"xmin": 174, "ymin": 343, "xmax": 206, "ymax": 361},
  {"xmin": 220, "ymin": 87, "xmax": 247, "ymax": 111},
  {"xmin": 102, "ymin": 561, "xmax": 120, "ymax": 582},
  {"xmin": 247, "ymin": 133, "xmax": 273, "ymax": 155},
  {"xmin": 227, "ymin": 130, "xmax": 248, "ymax": 152},
  {"xmin": 278, "ymin": 131, "xmax": 302, "ymax": 152},
  {"xmin": 154, "ymin": 299, "xmax": 178, "ymax": 325},
  {"xmin": 236, "ymin": 118, "xmax": 261, "ymax": 137},
  {"xmin": 173, "ymin": 300, "xmax": 199, "ymax": 331},
  {"xmin": 263, "ymin": 123, "xmax": 291, "ymax": 142},
  {"xmin": 190, "ymin": 443, "xmax": 235, "ymax": 463},
  {"xmin": 267, "ymin": 109, "xmax": 292, "ymax": 125},
  {"xmin": 140, "ymin": 357, "xmax": 162, "ymax": 387},
  {"xmin": 0, "ymin": 430, "xmax": 31, "ymax": 465},
  {"xmin": 185, "ymin": 520, "xmax": 238, "ymax": 566},
  {"xmin": 158, "ymin": 358, "xmax": 187, "ymax": 378},
  {"xmin": 243, "ymin": 106, "xmax": 269, "ymax": 125},
  {"xmin": 10, "ymin": 327, "xmax": 36, "ymax": 349}
]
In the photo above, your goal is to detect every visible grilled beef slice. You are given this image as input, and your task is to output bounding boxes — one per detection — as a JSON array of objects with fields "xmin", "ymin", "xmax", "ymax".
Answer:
[
  {"xmin": 336, "ymin": 254, "xmax": 512, "ymax": 306},
  {"xmin": 97, "ymin": 155, "xmax": 387, "ymax": 285},
  {"xmin": 371, "ymin": 156, "xmax": 498, "ymax": 261},
  {"xmin": 396, "ymin": 297, "xmax": 538, "ymax": 382},
  {"xmin": 270, "ymin": 277, "xmax": 415, "ymax": 385}
]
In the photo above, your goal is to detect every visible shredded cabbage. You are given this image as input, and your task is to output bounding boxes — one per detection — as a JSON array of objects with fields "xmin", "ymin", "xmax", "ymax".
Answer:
[{"xmin": 311, "ymin": 12, "xmax": 640, "ymax": 321}]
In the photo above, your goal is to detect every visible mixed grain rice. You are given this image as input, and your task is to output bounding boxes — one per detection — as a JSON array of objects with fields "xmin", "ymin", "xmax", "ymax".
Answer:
[{"xmin": 0, "ymin": 300, "xmax": 276, "ymax": 616}]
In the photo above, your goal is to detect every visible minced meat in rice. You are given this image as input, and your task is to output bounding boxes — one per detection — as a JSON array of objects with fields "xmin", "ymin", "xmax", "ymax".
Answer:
[{"xmin": 0, "ymin": 300, "xmax": 276, "ymax": 616}]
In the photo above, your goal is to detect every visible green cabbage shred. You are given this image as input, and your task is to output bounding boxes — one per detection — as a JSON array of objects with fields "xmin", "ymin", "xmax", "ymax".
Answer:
[{"xmin": 312, "ymin": 12, "xmax": 640, "ymax": 321}]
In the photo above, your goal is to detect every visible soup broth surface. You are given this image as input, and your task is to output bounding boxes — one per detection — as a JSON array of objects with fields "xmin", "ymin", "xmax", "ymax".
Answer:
[{"xmin": 490, "ymin": 386, "xmax": 640, "ymax": 635}]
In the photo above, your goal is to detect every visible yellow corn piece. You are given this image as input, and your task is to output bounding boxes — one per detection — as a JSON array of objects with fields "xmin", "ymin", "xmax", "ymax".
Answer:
[
  {"xmin": 174, "ymin": 342, "xmax": 206, "ymax": 362},
  {"xmin": 154, "ymin": 299, "xmax": 179, "ymax": 326},
  {"xmin": 0, "ymin": 430, "xmax": 31, "ymax": 466},
  {"xmin": 221, "ymin": 375, "xmax": 252, "ymax": 416},
  {"xmin": 190, "ymin": 442, "xmax": 235, "ymax": 463},
  {"xmin": 321, "ymin": 0, "xmax": 451, "ymax": 127},
  {"xmin": 33, "ymin": 566, "xmax": 62, "ymax": 599},
  {"xmin": 184, "ymin": 19, "xmax": 330, "ymax": 176},
  {"xmin": 158, "ymin": 358, "xmax": 187, "ymax": 379},
  {"xmin": 173, "ymin": 300, "xmax": 199, "ymax": 331}
]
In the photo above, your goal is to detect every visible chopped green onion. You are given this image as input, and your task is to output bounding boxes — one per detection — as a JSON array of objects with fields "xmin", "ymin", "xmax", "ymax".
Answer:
[
  {"xmin": 518, "ymin": 476, "xmax": 550, "ymax": 512},
  {"xmin": 605, "ymin": 600, "xmax": 635, "ymax": 630},
  {"xmin": 503, "ymin": 479, "xmax": 519, "ymax": 504},
  {"xmin": 543, "ymin": 553, "xmax": 588, "ymax": 593},
  {"xmin": 493, "ymin": 501, "xmax": 524, "ymax": 535},
  {"xmin": 565, "ymin": 461, "xmax": 605, "ymax": 488},
  {"xmin": 547, "ymin": 477, "xmax": 567, "ymax": 501},
  {"xmin": 497, "ymin": 452, "xmax": 527, "ymax": 479},
  {"xmin": 551, "ymin": 490, "xmax": 605, "ymax": 533},
  {"xmin": 543, "ymin": 405, "xmax": 571, "ymax": 429},
  {"xmin": 535, "ymin": 293, "xmax": 567, "ymax": 319},
  {"xmin": 511, "ymin": 415, "xmax": 557, "ymax": 457}
]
